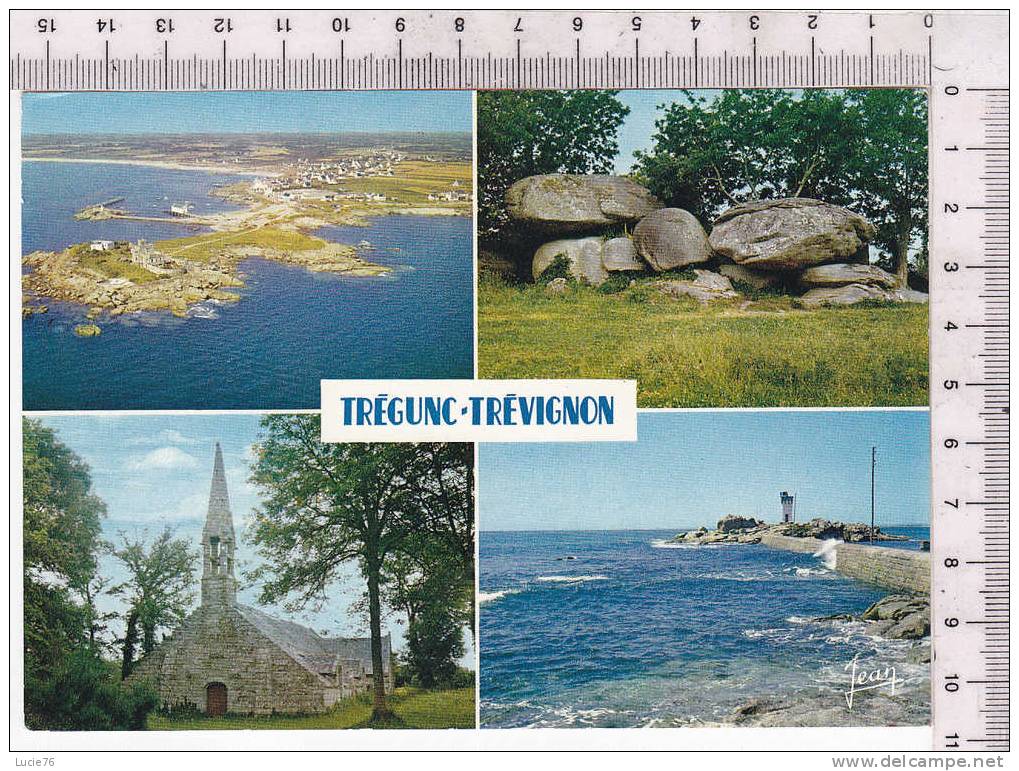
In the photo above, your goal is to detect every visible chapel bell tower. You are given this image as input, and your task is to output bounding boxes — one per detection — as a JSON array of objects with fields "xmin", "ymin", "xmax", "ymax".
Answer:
[{"xmin": 201, "ymin": 443, "xmax": 237, "ymax": 606}]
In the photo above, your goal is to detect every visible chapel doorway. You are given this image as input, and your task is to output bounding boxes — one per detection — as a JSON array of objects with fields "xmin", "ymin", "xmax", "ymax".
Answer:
[{"xmin": 206, "ymin": 682, "xmax": 227, "ymax": 716}]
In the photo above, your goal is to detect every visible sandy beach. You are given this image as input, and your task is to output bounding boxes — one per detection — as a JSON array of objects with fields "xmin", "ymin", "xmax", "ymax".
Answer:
[{"xmin": 22, "ymin": 156, "xmax": 270, "ymax": 177}]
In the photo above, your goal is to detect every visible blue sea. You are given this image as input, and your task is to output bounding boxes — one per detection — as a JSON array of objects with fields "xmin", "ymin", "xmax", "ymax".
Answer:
[
  {"xmin": 480, "ymin": 528, "xmax": 930, "ymax": 728},
  {"xmin": 21, "ymin": 161, "xmax": 473, "ymax": 410}
]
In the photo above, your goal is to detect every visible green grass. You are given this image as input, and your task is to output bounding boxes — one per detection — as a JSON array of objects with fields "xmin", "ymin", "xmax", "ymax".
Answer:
[
  {"xmin": 155, "ymin": 227, "xmax": 326, "ymax": 262},
  {"xmin": 146, "ymin": 687, "xmax": 475, "ymax": 730},
  {"xmin": 341, "ymin": 161, "xmax": 472, "ymax": 204},
  {"xmin": 77, "ymin": 249, "xmax": 160, "ymax": 284},
  {"xmin": 479, "ymin": 281, "xmax": 929, "ymax": 407}
]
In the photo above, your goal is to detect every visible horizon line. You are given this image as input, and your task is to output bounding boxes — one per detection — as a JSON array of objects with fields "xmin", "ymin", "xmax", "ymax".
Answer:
[{"xmin": 480, "ymin": 524, "xmax": 931, "ymax": 533}]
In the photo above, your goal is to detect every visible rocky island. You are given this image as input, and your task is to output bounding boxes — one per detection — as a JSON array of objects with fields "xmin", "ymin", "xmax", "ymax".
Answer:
[
  {"xmin": 23, "ymin": 230, "xmax": 388, "ymax": 319},
  {"xmin": 668, "ymin": 514, "xmax": 911, "ymax": 546},
  {"xmin": 22, "ymin": 140, "xmax": 473, "ymax": 323}
]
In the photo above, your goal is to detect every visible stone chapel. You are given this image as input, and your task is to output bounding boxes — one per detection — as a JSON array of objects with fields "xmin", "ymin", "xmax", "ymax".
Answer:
[{"xmin": 129, "ymin": 443, "xmax": 392, "ymax": 716}]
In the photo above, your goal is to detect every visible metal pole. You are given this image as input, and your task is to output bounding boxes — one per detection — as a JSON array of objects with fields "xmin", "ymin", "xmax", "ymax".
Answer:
[{"xmin": 870, "ymin": 446, "xmax": 876, "ymax": 542}]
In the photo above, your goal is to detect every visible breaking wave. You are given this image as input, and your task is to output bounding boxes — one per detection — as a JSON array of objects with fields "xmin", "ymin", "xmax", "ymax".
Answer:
[{"xmin": 535, "ymin": 575, "xmax": 608, "ymax": 584}]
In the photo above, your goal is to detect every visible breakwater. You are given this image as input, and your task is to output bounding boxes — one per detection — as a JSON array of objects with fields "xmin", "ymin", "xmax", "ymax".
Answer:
[{"xmin": 760, "ymin": 533, "xmax": 930, "ymax": 594}]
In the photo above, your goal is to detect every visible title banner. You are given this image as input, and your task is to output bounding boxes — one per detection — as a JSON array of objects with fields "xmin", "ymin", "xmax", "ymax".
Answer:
[{"xmin": 320, "ymin": 379, "xmax": 637, "ymax": 443}]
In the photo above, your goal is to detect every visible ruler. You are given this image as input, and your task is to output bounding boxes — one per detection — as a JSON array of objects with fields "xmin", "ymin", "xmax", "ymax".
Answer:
[
  {"xmin": 9, "ymin": 9, "xmax": 1010, "ymax": 752},
  {"xmin": 10, "ymin": 10, "xmax": 939, "ymax": 91},
  {"xmin": 928, "ymin": 14, "xmax": 1010, "ymax": 753}
]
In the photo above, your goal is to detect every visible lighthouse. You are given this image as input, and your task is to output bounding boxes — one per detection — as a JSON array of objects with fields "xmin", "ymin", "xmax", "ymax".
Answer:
[{"xmin": 780, "ymin": 491, "xmax": 795, "ymax": 523}]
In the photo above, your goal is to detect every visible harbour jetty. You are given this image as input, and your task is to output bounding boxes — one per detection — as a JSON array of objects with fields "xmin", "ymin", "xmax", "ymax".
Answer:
[{"xmin": 669, "ymin": 516, "xmax": 929, "ymax": 595}]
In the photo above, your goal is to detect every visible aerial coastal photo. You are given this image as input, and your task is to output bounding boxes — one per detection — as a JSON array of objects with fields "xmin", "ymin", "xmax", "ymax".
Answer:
[
  {"xmin": 20, "ymin": 92, "xmax": 473, "ymax": 410},
  {"xmin": 23, "ymin": 414, "xmax": 475, "ymax": 729},
  {"xmin": 477, "ymin": 89, "xmax": 928, "ymax": 407},
  {"xmin": 479, "ymin": 410, "xmax": 931, "ymax": 728}
]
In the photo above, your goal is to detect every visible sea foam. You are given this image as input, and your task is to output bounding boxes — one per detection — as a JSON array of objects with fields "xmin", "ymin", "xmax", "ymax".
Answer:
[
  {"xmin": 479, "ymin": 589, "xmax": 520, "ymax": 604},
  {"xmin": 535, "ymin": 575, "xmax": 608, "ymax": 584}
]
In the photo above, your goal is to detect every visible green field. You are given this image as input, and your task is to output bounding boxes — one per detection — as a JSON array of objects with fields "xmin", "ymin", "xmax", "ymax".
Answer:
[
  {"xmin": 342, "ymin": 161, "xmax": 472, "ymax": 204},
  {"xmin": 155, "ymin": 226, "xmax": 327, "ymax": 262},
  {"xmin": 73, "ymin": 244, "xmax": 159, "ymax": 284},
  {"xmin": 479, "ymin": 281, "xmax": 929, "ymax": 407},
  {"xmin": 147, "ymin": 687, "xmax": 476, "ymax": 730}
]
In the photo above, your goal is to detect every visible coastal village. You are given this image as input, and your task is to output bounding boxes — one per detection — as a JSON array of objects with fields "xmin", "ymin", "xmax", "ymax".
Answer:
[{"xmin": 22, "ymin": 145, "xmax": 473, "ymax": 333}]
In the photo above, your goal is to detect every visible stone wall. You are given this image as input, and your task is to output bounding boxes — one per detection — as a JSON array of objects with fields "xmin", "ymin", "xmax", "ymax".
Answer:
[
  {"xmin": 836, "ymin": 542, "xmax": 931, "ymax": 595},
  {"xmin": 760, "ymin": 533, "xmax": 930, "ymax": 595},
  {"xmin": 133, "ymin": 605, "xmax": 332, "ymax": 715}
]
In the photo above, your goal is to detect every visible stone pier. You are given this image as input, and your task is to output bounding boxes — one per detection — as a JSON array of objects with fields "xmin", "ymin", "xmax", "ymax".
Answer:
[{"xmin": 760, "ymin": 533, "xmax": 930, "ymax": 595}]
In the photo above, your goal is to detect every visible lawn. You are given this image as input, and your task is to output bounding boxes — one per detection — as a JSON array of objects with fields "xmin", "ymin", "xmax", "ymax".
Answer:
[
  {"xmin": 478, "ymin": 281, "xmax": 929, "ymax": 407},
  {"xmin": 147, "ymin": 687, "xmax": 476, "ymax": 730}
]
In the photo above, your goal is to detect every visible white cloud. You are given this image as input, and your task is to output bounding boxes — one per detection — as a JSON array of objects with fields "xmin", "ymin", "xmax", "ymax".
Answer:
[
  {"xmin": 128, "ymin": 446, "xmax": 199, "ymax": 471},
  {"xmin": 126, "ymin": 428, "xmax": 200, "ymax": 447}
]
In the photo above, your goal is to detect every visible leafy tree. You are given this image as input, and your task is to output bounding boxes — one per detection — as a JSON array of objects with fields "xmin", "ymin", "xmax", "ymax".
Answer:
[
  {"xmin": 632, "ymin": 89, "xmax": 928, "ymax": 286},
  {"xmin": 112, "ymin": 527, "xmax": 198, "ymax": 677},
  {"xmin": 28, "ymin": 648, "xmax": 158, "ymax": 731},
  {"xmin": 246, "ymin": 415, "xmax": 472, "ymax": 721},
  {"xmin": 79, "ymin": 572, "xmax": 119, "ymax": 655},
  {"xmin": 383, "ymin": 531, "xmax": 469, "ymax": 686},
  {"xmin": 402, "ymin": 601, "xmax": 464, "ymax": 689},
  {"xmin": 401, "ymin": 442, "xmax": 474, "ymax": 631},
  {"xmin": 632, "ymin": 89, "xmax": 862, "ymax": 224},
  {"xmin": 22, "ymin": 418, "xmax": 105, "ymax": 721},
  {"xmin": 843, "ymin": 89, "xmax": 929, "ymax": 287},
  {"xmin": 478, "ymin": 90, "xmax": 629, "ymax": 240}
]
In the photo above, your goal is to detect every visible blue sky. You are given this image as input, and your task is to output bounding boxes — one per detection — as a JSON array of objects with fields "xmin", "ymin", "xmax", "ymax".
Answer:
[
  {"xmin": 33, "ymin": 414, "xmax": 471, "ymax": 659},
  {"xmin": 480, "ymin": 410, "xmax": 930, "ymax": 531},
  {"xmin": 614, "ymin": 89, "xmax": 706, "ymax": 173},
  {"xmin": 22, "ymin": 91, "xmax": 472, "ymax": 134}
]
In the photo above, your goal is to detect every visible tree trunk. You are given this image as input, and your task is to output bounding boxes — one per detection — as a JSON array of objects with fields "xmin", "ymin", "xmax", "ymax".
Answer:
[
  {"xmin": 366, "ymin": 561, "xmax": 393, "ymax": 722},
  {"xmin": 142, "ymin": 621, "xmax": 156, "ymax": 655},
  {"xmin": 895, "ymin": 228, "xmax": 911, "ymax": 289},
  {"xmin": 121, "ymin": 608, "xmax": 139, "ymax": 679}
]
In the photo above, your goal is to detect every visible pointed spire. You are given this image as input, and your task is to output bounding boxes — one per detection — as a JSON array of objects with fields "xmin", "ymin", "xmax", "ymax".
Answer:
[
  {"xmin": 202, "ymin": 442, "xmax": 236, "ymax": 606},
  {"xmin": 204, "ymin": 442, "xmax": 234, "ymax": 540}
]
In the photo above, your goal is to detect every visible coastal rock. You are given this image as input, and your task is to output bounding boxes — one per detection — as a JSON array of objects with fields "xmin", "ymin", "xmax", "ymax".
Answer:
[
  {"xmin": 632, "ymin": 208, "xmax": 712, "ymax": 271},
  {"xmin": 907, "ymin": 644, "xmax": 932, "ymax": 664},
  {"xmin": 860, "ymin": 595, "xmax": 930, "ymax": 640},
  {"xmin": 506, "ymin": 174, "xmax": 662, "ymax": 235},
  {"xmin": 729, "ymin": 687, "xmax": 929, "ymax": 727},
  {"xmin": 655, "ymin": 270, "xmax": 739, "ymax": 304},
  {"xmin": 601, "ymin": 237, "xmax": 645, "ymax": 272},
  {"xmin": 74, "ymin": 323, "xmax": 101, "ymax": 337},
  {"xmin": 776, "ymin": 518, "xmax": 907, "ymax": 543},
  {"xmin": 709, "ymin": 198, "xmax": 877, "ymax": 271},
  {"xmin": 532, "ymin": 237, "xmax": 608, "ymax": 285},
  {"xmin": 799, "ymin": 263, "xmax": 898, "ymax": 289},
  {"xmin": 886, "ymin": 612, "xmax": 930, "ymax": 640},
  {"xmin": 717, "ymin": 515, "xmax": 763, "ymax": 533},
  {"xmin": 717, "ymin": 261, "xmax": 783, "ymax": 291}
]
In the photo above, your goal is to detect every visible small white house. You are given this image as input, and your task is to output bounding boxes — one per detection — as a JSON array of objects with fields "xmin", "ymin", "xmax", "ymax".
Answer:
[{"xmin": 90, "ymin": 240, "xmax": 115, "ymax": 252}]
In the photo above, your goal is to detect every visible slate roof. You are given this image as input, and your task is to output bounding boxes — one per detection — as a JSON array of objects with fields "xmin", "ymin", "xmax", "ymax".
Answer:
[{"xmin": 235, "ymin": 603, "xmax": 390, "ymax": 682}]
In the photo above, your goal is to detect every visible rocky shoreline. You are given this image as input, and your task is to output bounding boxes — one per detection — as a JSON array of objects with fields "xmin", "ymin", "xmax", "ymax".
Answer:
[
  {"xmin": 726, "ymin": 594, "xmax": 931, "ymax": 727},
  {"xmin": 667, "ymin": 515, "xmax": 932, "ymax": 727},
  {"xmin": 668, "ymin": 514, "xmax": 911, "ymax": 546},
  {"xmin": 23, "ymin": 235, "xmax": 388, "ymax": 321},
  {"xmin": 491, "ymin": 174, "xmax": 928, "ymax": 309}
]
